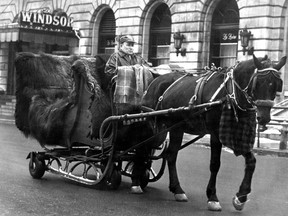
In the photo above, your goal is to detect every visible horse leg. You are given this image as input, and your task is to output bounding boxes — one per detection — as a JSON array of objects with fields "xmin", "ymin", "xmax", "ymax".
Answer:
[
  {"xmin": 206, "ymin": 133, "xmax": 223, "ymax": 211},
  {"xmin": 131, "ymin": 147, "xmax": 149, "ymax": 194},
  {"xmin": 167, "ymin": 128, "xmax": 188, "ymax": 202},
  {"xmin": 232, "ymin": 151, "xmax": 256, "ymax": 211}
]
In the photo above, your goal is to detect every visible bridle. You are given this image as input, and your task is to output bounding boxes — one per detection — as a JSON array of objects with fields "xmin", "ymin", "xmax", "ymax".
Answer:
[
  {"xmin": 244, "ymin": 67, "xmax": 281, "ymax": 96},
  {"xmin": 228, "ymin": 67, "xmax": 281, "ymax": 111}
]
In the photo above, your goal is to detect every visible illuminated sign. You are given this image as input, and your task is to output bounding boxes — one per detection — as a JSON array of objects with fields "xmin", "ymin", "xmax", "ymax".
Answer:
[{"xmin": 19, "ymin": 11, "xmax": 74, "ymax": 32}]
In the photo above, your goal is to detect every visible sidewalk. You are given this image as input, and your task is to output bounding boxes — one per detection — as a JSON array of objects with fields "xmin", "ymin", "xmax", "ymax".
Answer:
[
  {"xmin": 183, "ymin": 134, "xmax": 288, "ymax": 158},
  {"xmin": 0, "ymin": 115, "xmax": 287, "ymax": 157},
  {"xmin": 0, "ymin": 115, "xmax": 15, "ymax": 125}
]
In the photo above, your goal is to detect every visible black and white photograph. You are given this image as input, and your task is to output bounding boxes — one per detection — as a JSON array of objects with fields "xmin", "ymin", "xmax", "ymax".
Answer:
[{"xmin": 0, "ymin": 0, "xmax": 287, "ymax": 215}]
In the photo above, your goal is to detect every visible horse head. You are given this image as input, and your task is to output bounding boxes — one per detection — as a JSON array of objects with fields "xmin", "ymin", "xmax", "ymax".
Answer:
[
  {"xmin": 252, "ymin": 55, "xmax": 286, "ymax": 131},
  {"xmin": 234, "ymin": 55, "xmax": 286, "ymax": 131}
]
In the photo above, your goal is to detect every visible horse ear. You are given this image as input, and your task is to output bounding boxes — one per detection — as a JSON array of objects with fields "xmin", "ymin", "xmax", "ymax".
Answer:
[
  {"xmin": 274, "ymin": 56, "xmax": 287, "ymax": 71},
  {"xmin": 263, "ymin": 55, "xmax": 268, "ymax": 60},
  {"xmin": 253, "ymin": 54, "xmax": 262, "ymax": 69}
]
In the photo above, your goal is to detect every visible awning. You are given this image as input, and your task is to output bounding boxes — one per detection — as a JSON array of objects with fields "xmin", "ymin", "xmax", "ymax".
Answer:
[
  {"xmin": 19, "ymin": 29, "xmax": 78, "ymax": 46},
  {"xmin": 0, "ymin": 23, "xmax": 20, "ymax": 42},
  {"xmin": 0, "ymin": 23, "xmax": 78, "ymax": 46}
]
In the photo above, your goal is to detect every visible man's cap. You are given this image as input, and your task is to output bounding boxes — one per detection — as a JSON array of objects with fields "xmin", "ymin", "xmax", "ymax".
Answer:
[{"xmin": 119, "ymin": 35, "xmax": 135, "ymax": 44}]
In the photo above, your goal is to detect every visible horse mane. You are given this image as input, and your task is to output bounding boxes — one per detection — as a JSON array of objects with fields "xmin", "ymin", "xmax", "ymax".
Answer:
[
  {"xmin": 233, "ymin": 56, "xmax": 269, "ymax": 84},
  {"xmin": 235, "ymin": 55, "xmax": 270, "ymax": 72}
]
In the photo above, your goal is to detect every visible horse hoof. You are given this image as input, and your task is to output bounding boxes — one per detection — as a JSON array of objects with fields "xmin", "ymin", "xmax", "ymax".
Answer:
[
  {"xmin": 130, "ymin": 186, "xmax": 143, "ymax": 194},
  {"xmin": 232, "ymin": 196, "xmax": 246, "ymax": 211},
  {"xmin": 174, "ymin": 193, "xmax": 188, "ymax": 202},
  {"xmin": 207, "ymin": 201, "xmax": 222, "ymax": 211}
]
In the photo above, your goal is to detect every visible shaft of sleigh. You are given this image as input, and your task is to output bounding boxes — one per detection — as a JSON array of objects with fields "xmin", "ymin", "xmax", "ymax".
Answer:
[{"xmin": 99, "ymin": 99, "xmax": 224, "ymax": 148}]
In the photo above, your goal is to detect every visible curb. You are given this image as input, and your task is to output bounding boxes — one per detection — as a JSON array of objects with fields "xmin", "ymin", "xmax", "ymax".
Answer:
[
  {"xmin": 253, "ymin": 148, "xmax": 288, "ymax": 158},
  {"xmin": 0, "ymin": 118, "xmax": 15, "ymax": 125},
  {"xmin": 183, "ymin": 137, "xmax": 288, "ymax": 158}
]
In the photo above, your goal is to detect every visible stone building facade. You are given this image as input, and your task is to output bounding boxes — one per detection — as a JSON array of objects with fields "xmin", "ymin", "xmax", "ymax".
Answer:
[{"xmin": 0, "ymin": 0, "xmax": 288, "ymax": 97}]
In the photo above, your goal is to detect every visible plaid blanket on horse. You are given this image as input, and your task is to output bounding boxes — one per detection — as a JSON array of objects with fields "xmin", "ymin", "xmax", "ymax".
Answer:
[
  {"xmin": 114, "ymin": 65, "xmax": 153, "ymax": 106},
  {"xmin": 219, "ymin": 102, "xmax": 256, "ymax": 156}
]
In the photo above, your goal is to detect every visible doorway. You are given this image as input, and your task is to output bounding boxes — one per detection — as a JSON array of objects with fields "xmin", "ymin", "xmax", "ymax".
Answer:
[
  {"xmin": 148, "ymin": 4, "xmax": 171, "ymax": 66},
  {"xmin": 210, "ymin": 0, "xmax": 239, "ymax": 67}
]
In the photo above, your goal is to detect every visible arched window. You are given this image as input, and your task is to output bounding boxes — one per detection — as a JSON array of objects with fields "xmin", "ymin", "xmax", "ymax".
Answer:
[
  {"xmin": 148, "ymin": 4, "xmax": 171, "ymax": 66},
  {"xmin": 98, "ymin": 9, "xmax": 116, "ymax": 54},
  {"xmin": 210, "ymin": 0, "xmax": 239, "ymax": 67}
]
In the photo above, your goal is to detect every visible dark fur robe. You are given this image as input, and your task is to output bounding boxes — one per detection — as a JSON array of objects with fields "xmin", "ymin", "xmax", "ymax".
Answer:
[
  {"xmin": 15, "ymin": 52, "xmax": 79, "ymax": 139},
  {"xmin": 15, "ymin": 52, "xmax": 111, "ymax": 146}
]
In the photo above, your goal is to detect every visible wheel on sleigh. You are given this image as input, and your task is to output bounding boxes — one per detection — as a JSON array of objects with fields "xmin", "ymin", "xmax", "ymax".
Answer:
[{"xmin": 27, "ymin": 152, "xmax": 46, "ymax": 179}]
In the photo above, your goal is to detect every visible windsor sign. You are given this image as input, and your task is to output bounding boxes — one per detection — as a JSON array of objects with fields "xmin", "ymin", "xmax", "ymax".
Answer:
[{"xmin": 19, "ymin": 11, "xmax": 74, "ymax": 32}]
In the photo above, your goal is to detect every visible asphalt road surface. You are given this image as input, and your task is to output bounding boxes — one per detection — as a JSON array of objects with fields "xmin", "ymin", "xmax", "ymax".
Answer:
[{"xmin": 0, "ymin": 124, "xmax": 287, "ymax": 216}]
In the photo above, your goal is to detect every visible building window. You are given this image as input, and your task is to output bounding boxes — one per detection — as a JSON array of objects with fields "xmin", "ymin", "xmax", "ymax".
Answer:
[
  {"xmin": 98, "ymin": 10, "xmax": 116, "ymax": 55},
  {"xmin": 210, "ymin": 0, "xmax": 239, "ymax": 67},
  {"xmin": 149, "ymin": 4, "xmax": 171, "ymax": 66}
]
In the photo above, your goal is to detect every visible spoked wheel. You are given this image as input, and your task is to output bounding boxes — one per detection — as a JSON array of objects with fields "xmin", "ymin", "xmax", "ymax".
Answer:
[
  {"xmin": 121, "ymin": 147, "xmax": 167, "ymax": 189},
  {"xmin": 28, "ymin": 152, "xmax": 46, "ymax": 179},
  {"xmin": 98, "ymin": 121, "xmax": 120, "ymax": 189},
  {"xmin": 121, "ymin": 161, "xmax": 150, "ymax": 189},
  {"xmin": 121, "ymin": 138, "xmax": 168, "ymax": 187},
  {"xmin": 121, "ymin": 159, "xmax": 166, "ymax": 189},
  {"xmin": 147, "ymin": 157, "xmax": 166, "ymax": 183},
  {"xmin": 148, "ymin": 138, "xmax": 168, "ymax": 183}
]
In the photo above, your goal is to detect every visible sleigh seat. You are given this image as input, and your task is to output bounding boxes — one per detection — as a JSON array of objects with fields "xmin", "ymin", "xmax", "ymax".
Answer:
[{"xmin": 63, "ymin": 57, "xmax": 113, "ymax": 148}]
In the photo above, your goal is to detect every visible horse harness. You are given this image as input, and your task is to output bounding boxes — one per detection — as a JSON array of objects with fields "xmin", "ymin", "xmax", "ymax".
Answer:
[
  {"xmin": 154, "ymin": 74, "xmax": 189, "ymax": 111},
  {"xmin": 144, "ymin": 63, "xmax": 282, "ymax": 133},
  {"xmin": 189, "ymin": 64, "xmax": 281, "ymax": 111}
]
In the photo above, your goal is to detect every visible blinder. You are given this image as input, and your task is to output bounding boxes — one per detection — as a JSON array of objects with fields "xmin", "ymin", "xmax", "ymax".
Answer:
[
  {"xmin": 250, "ymin": 67, "xmax": 282, "ymax": 98},
  {"xmin": 276, "ymin": 79, "xmax": 283, "ymax": 92},
  {"xmin": 251, "ymin": 74, "xmax": 257, "ymax": 97}
]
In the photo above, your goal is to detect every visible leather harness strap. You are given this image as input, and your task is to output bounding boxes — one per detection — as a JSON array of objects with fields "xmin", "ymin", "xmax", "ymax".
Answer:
[
  {"xmin": 189, "ymin": 71, "xmax": 218, "ymax": 106},
  {"xmin": 154, "ymin": 74, "xmax": 189, "ymax": 111}
]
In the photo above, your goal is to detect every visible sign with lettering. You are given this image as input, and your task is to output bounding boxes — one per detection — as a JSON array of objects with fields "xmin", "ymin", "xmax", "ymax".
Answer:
[
  {"xmin": 220, "ymin": 29, "xmax": 238, "ymax": 43},
  {"xmin": 19, "ymin": 11, "xmax": 74, "ymax": 32}
]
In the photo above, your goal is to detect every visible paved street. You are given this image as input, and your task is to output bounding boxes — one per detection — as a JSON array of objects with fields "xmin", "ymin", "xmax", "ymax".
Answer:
[{"xmin": 0, "ymin": 124, "xmax": 287, "ymax": 216}]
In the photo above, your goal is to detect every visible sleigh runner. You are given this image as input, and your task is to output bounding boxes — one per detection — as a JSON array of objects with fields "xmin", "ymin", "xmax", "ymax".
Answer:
[{"xmin": 15, "ymin": 52, "xmax": 286, "ymax": 211}]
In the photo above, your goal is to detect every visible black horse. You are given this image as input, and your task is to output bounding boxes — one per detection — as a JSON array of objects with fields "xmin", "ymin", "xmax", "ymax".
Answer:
[{"xmin": 142, "ymin": 55, "xmax": 286, "ymax": 211}]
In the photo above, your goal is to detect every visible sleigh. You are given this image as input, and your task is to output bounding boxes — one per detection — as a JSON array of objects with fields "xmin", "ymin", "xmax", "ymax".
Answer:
[{"xmin": 15, "ymin": 52, "xmax": 192, "ymax": 189}]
